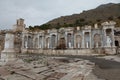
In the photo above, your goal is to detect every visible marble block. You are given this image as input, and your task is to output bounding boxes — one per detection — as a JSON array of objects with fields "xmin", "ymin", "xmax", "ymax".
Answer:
[{"xmin": 1, "ymin": 33, "xmax": 16, "ymax": 63}]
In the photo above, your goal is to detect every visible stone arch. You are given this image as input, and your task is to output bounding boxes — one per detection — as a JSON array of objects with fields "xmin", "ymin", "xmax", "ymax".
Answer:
[
  {"xmin": 115, "ymin": 40, "xmax": 119, "ymax": 47},
  {"xmin": 76, "ymin": 35, "xmax": 82, "ymax": 48},
  {"xmin": 106, "ymin": 29, "xmax": 112, "ymax": 47},
  {"xmin": 85, "ymin": 32, "xmax": 90, "ymax": 48},
  {"xmin": 106, "ymin": 28, "xmax": 112, "ymax": 36},
  {"xmin": 94, "ymin": 34, "xmax": 101, "ymax": 48},
  {"xmin": 51, "ymin": 34, "xmax": 56, "ymax": 49}
]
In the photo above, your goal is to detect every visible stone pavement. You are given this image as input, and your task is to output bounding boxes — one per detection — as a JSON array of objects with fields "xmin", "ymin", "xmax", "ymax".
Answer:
[
  {"xmin": 0, "ymin": 55, "xmax": 104, "ymax": 80},
  {"xmin": 97, "ymin": 55, "xmax": 120, "ymax": 62}
]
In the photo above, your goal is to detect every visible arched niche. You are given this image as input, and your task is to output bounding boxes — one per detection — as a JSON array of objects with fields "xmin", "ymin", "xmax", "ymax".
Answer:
[
  {"xmin": 58, "ymin": 38, "xmax": 66, "ymax": 49},
  {"xmin": 51, "ymin": 34, "xmax": 56, "ymax": 49},
  {"xmin": 115, "ymin": 40, "xmax": 119, "ymax": 47},
  {"xmin": 106, "ymin": 29, "xmax": 112, "ymax": 47},
  {"xmin": 94, "ymin": 34, "xmax": 101, "ymax": 48},
  {"xmin": 67, "ymin": 33, "xmax": 72, "ymax": 48},
  {"xmin": 76, "ymin": 35, "xmax": 82, "ymax": 48},
  {"xmin": 85, "ymin": 32, "xmax": 90, "ymax": 48}
]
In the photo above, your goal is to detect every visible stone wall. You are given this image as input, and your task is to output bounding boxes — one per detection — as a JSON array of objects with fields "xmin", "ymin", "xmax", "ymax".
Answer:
[
  {"xmin": 21, "ymin": 48, "xmax": 116, "ymax": 55},
  {"xmin": 0, "ymin": 34, "xmax": 5, "ymax": 52}
]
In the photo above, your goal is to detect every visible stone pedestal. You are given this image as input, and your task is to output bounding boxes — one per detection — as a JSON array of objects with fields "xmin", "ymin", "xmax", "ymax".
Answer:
[
  {"xmin": 104, "ymin": 47, "xmax": 116, "ymax": 54},
  {"xmin": 0, "ymin": 33, "xmax": 16, "ymax": 64}
]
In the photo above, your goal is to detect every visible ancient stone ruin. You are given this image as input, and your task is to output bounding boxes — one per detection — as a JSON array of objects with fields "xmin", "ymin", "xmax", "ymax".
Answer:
[{"xmin": 0, "ymin": 18, "xmax": 120, "ymax": 56}]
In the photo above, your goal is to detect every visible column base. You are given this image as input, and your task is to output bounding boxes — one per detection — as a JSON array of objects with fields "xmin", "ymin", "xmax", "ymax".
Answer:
[{"xmin": 0, "ymin": 49, "xmax": 17, "ymax": 65}]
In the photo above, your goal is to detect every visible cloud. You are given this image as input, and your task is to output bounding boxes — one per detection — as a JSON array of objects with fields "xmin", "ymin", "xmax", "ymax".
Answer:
[{"xmin": 0, "ymin": 0, "xmax": 119, "ymax": 29}]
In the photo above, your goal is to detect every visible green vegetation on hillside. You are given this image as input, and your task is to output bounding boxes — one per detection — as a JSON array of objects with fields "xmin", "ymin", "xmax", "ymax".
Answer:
[{"xmin": 29, "ymin": 3, "xmax": 120, "ymax": 31}]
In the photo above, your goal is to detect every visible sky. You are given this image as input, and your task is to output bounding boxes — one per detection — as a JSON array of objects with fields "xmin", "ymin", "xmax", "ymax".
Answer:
[{"xmin": 0, "ymin": 0, "xmax": 120, "ymax": 29}]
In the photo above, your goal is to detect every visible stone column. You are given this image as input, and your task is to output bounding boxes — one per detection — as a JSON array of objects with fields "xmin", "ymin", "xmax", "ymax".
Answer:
[
  {"xmin": 22, "ymin": 34, "xmax": 25, "ymax": 49},
  {"xmin": 71, "ymin": 33, "xmax": 74, "ymax": 49},
  {"xmin": 55, "ymin": 34, "xmax": 57, "ymax": 48},
  {"xmin": 1, "ymin": 33, "xmax": 16, "ymax": 63},
  {"xmin": 112, "ymin": 29, "xmax": 115, "ymax": 47},
  {"xmin": 86, "ymin": 42, "xmax": 89, "ymax": 48},
  {"xmin": 41, "ymin": 36, "xmax": 43, "ymax": 48},
  {"xmin": 74, "ymin": 34, "xmax": 76, "ymax": 48},
  {"xmin": 104, "ymin": 29, "xmax": 107, "ymax": 47},
  {"xmin": 25, "ymin": 35, "xmax": 28, "ymax": 49},
  {"xmin": 89, "ymin": 31, "xmax": 92, "ymax": 48},
  {"xmin": 82, "ymin": 31, "xmax": 85, "ymax": 48},
  {"xmin": 39, "ymin": 36, "xmax": 42, "ymax": 48},
  {"xmin": 38, "ymin": 35, "xmax": 40, "ymax": 48},
  {"xmin": 106, "ymin": 36, "xmax": 111, "ymax": 47},
  {"xmin": 65, "ymin": 32, "xmax": 68, "ymax": 48},
  {"xmin": 42, "ymin": 36, "xmax": 45, "ymax": 48}
]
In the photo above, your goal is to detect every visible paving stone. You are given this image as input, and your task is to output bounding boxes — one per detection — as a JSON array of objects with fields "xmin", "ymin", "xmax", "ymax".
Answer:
[
  {"xmin": 32, "ymin": 66, "xmax": 49, "ymax": 74},
  {"xmin": 71, "ymin": 74, "xmax": 84, "ymax": 80},
  {"xmin": 84, "ymin": 71, "xmax": 105, "ymax": 80},
  {"xmin": 36, "ymin": 74, "xmax": 46, "ymax": 80},
  {"xmin": 0, "ymin": 56, "xmax": 102, "ymax": 80},
  {"xmin": 44, "ymin": 72, "xmax": 67, "ymax": 80},
  {"xmin": 15, "ymin": 70, "xmax": 38, "ymax": 80},
  {"xmin": 0, "ymin": 67, "xmax": 11, "ymax": 76},
  {"xmin": 3, "ymin": 74, "xmax": 33, "ymax": 80},
  {"xmin": 42, "ymin": 71, "xmax": 55, "ymax": 76}
]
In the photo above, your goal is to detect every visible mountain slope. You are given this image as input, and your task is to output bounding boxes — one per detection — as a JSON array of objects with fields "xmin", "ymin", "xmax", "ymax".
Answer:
[
  {"xmin": 30, "ymin": 3, "xmax": 120, "ymax": 30},
  {"xmin": 46, "ymin": 3, "xmax": 120, "ymax": 27}
]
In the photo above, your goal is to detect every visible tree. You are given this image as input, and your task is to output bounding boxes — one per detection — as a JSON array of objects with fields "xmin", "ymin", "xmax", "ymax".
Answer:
[
  {"xmin": 74, "ymin": 18, "xmax": 87, "ymax": 26},
  {"xmin": 108, "ymin": 16, "xmax": 113, "ymax": 20},
  {"xmin": 117, "ymin": 16, "xmax": 120, "ymax": 20},
  {"xmin": 79, "ymin": 18, "xmax": 85, "ymax": 22},
  {"xmin": 29, "ymin": 26, "xmax": 34, "ymax": 31},
  {"xmin": 96, "ymin": 19, "xmax": 101, "ymax": 22}
]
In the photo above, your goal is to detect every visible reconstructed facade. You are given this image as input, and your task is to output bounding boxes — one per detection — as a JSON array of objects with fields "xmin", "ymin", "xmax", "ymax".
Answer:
[
  {"xmin": 21, "ymin": 19, "xmax": 119, "ymax": 55},
  {"xmin": 0, "ymin": 18, "xmax": 120, "ymax": 55}
]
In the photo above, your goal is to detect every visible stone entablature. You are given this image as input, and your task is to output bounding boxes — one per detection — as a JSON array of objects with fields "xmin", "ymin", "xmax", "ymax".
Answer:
[{"xmin": 101, "ymin": 21, "xmax": 116, "ymax": 26}]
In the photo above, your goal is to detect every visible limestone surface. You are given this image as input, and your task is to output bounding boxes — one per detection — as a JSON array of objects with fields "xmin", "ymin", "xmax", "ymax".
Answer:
[{"xmin": 0, "ymin": 54, "xmax": 104, "ymax": 80}]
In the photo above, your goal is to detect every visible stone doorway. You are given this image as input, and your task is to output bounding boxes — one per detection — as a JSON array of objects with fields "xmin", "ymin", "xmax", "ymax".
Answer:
[
  {"xmin": 106, "ymin": 29, "xmax": 112, "ymax": 47},
  {"xmin": 115, "ymin": 40, "xmax": 119, "ymax": 47},
  {"xmin": 85, "ymin": 32, "xmax": 90, "ymax": 48},
  {"xmin": 115, "ymin": 40, "xmax": 119, "ymax": 54},
  {"xmin": 51, "ymin": 35, "xmax": 56, "ymax": 49}
]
